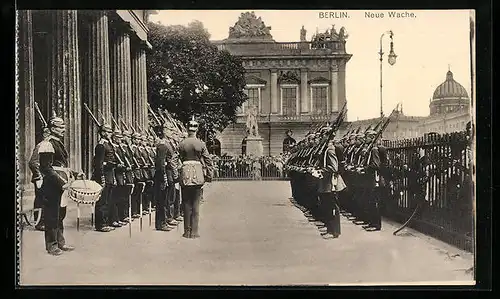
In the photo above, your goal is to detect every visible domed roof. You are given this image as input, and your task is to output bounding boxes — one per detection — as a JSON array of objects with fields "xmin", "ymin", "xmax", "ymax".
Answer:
[{"xmin": 432, "ymin": 70, "xmax": 469, "ymax": 100}]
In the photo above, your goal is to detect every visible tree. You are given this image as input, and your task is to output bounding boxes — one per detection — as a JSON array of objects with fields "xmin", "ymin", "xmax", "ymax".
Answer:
[{"xmin": 147, "ymin": 21, "xmax": 247, "ymax": 139}]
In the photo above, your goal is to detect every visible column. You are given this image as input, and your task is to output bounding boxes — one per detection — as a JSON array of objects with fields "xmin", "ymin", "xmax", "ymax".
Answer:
[
  {"xmin": 338, "ymin": 60, "xmax": 347, "ymax": 111},
  {"xmin": 18, "ymin": 10, "xmax": 35, "ymax": 192},
  {"xmin": 49, "ymin": 10, "xmax": 82, "ymax": 171},
  {"xmin": 110, "ymin": 23, "xmax": 132, "ymax": 126},
  {"xmin": 330, "ymin": 64, "xmax": 339, "ymax": 112},
  {"xmin": 80, "ymin": 11, "xmax": 112, "ymax": 176},
  {"xmin": 131, "ymin": 44, "xmax": 140, "ymax": 128},
  {"xmin": 270, "ymin": 69, "xmax": 278, "ymax": 114},
  {"xmin": 131, "ymin": 43, "xmax": 148, "ymax": 131},
  {"xmin": 140, "ymin": 47, "xmax": 148, "ymax": 130},
  {"xmin": 300, "ymin": 68, "xmax": 309, "ymax": 113}
]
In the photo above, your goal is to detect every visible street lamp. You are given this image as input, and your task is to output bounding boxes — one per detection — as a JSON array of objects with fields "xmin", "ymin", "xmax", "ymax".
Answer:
[{"xmin": 379, "ymin": 30, "xmax": 397, "ymax": 118}]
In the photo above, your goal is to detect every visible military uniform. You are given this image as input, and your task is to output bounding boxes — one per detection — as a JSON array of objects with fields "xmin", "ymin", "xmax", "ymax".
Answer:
[
  {"xmin": 178, "ymin": 120, "xmax": 213, "ymax": 238},
  {"xmin": 109, "ymin": 128, "xmax": 131, "ymax": 227},
  {"xmin": 36, "ymin": 116, "xmax": 76, "ymax": 255},
  {"xmin": 92, "ymin": 124, "xmax": 117, "ymax": 232},
  {"xmin": 154, "ymin": 132, "xmax": 178, "ymax": 231}
]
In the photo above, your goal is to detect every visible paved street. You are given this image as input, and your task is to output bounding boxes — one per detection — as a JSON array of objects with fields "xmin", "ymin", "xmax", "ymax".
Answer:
[{"xmin": 20, "ymin": 181, "xmax": 474, "ymax": 286}]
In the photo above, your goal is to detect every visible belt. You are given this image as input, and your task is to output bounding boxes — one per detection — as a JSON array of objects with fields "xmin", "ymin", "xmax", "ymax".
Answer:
[{"xmin": 182, "ymin": 160, "xmax": 202, "ymax": 165}]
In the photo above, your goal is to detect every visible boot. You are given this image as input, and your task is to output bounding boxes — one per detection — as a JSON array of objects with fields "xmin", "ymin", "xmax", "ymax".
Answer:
[{"xmin": 182, "ymin": 228, "xmax": 191, "ymax": 238}]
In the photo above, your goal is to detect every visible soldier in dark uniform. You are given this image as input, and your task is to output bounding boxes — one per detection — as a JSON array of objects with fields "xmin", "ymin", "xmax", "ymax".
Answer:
[
  {"xmin": 130, "ymin": 132, "xmax": 147, "ymax": 219},
  {"xmin": 154, "ymin": 123, "xmax": 178, "ymax": 231},
  {"xmin": 178, "ymin": 120, "xmax": 213, "ymax": 239},
  {"xmin": 120, "ymin": 127, "xmax": 137, "ymax": 222},
  {"xmin": 139, "ymin": 135, "xmax": 154, "ymax": 216},
  {"xmin": 317, "ymin": 137, "xmax": 341, "ymax": 239},
  {"xmin": 109, "ymin": 126, "xmax": 129, "ymax": 228},
  {"xmin": 164, "ymin": 126, "xmax": 181, "ymax": 227},
  {"xmin": 37, "ymin": 115, "xmax": 81, "ymax": 255},
  {"xmin": 358, "ymin": 130, "xmax": 383, "ymax": 231},
  {"xmin": 92, "ymin": 122, "xmax": 117, "ymax": 232},
  {"xmin": 28, "ymin": 127, "xmax": 51, "ymax": 231}
]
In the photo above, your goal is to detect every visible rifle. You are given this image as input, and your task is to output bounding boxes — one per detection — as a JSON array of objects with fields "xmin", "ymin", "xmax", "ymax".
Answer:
[
  {"xmin": 119, "ymin": 119, "xmax": 142, "ymax": 169},
  {"xmin": 310, "ymin": 102, "xmax": 348, "ymax": 167},
  {"xmin": 34, "ymin": 102, "xmax": 48, "ymax": 129},
  {"xmin": 83, "ymin": 103, "xmax": 102, "ymax": 127},
  {"xmin": 148, "ymin": 104, "xmax": 162, "ymax": 126},
  {"xmin": 134, "ymin": 121, "xmax": 151, "ymax": 167},
  {"xmin": 109, "ymin": 115, "xmax": 134, "ymax": 169},
  {"xmin": 358, "ymin": 103, "xmax": 401, "ymax": 168}
]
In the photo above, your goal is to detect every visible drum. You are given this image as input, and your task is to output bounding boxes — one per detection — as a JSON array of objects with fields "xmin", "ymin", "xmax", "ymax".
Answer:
[{"xmin": 67, "ymin": 179, "xmax": 103, "ymax": 205}]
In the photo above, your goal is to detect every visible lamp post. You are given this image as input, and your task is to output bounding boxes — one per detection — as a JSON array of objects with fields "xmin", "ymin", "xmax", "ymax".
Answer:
[{"xmin": 379, "ymin": 30, "xmax": 397, "ymax": 118}]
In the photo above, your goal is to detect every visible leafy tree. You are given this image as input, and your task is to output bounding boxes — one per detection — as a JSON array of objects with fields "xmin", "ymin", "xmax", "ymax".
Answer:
[{"xmin": 147, "ymin": 21, "xmax": 247, "ymax": 139}]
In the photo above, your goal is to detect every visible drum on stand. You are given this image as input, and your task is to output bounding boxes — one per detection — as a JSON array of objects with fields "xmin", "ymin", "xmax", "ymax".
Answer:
[{"xmin": 66, "ymin": 179, "xmax": 103, "ymax": 231}]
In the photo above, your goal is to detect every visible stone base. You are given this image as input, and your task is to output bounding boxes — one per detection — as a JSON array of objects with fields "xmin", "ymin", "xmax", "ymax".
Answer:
[{"xmin": 245, "ymin": 136, "xmax": 264, "ymax": 157}]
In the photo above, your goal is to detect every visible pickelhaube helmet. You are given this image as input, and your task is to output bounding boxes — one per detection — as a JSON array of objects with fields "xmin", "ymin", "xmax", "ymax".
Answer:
[
  {"xmin": 113, "ymin": 124, "xmax": 122, "ymax": 137},
  {"xmin": 48, "ymin": 111, "xmax": 65, "ymax": 128}
]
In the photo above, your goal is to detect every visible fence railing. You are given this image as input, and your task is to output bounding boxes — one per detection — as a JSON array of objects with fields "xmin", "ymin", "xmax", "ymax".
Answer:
[
  {"xmin": 212, "ymin": 156, "xmax": 289, "ymax": 181},
  {"xmin": 381, "ymin": 131, "xmax": 474, "ymax": 252}
]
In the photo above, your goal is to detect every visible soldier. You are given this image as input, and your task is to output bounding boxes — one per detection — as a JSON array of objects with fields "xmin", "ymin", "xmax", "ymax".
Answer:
[
  {"xmin": 28, "ymin": 127, "xmax": 51, "ymax": 231},
  {"xmin": 178, "ymin": 120, "xmax": 213, "ymax": 239},
  {"xmin": 92, "ymin": 122, "xmax": 117, "ymax": 232},
  {"xmin": 154, "ymin": 124, "xmax": 179, "ymax": 231},
  {"xmin": 36, "ymin": 114, "xmax": 81, "ymax": 255},
  {"xmin": 130, "ymin": 132, "xmax": 147, "ymax": 219},
  {"xmin": 109, "ymin": 126, "xmax": 129, "ymax": 228},
  {"xmin": 120, "ymin": 127, "xmax": 137, "ymax": 222},
  {"xmin": 358, "ymin": 129, "xmax": 383, "ymax": 231},
  {"xmin": 139, "ymin": 134, "xmax": 154, "ymax": 216},
  {"xmin": 317, "ymin": 138, "xmax": 341, "ymax": 239}
]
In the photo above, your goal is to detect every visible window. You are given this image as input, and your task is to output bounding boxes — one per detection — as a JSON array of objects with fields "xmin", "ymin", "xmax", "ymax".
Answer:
[
  {"xmin": 281, "ymin": 87, "xmax": 297, "ymax": 116},
  {"xmin": 245, "ymin": 88, "xmax": 260, "ymax": 111},
  {"xmin": 311, "ymin": 86, "xmax": 328, "ymax": 115}
]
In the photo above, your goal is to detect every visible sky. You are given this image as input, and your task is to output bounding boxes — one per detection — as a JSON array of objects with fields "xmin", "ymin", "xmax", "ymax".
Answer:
[{"xmin": 150, "ymin": 10, "xmax": 473, "ymax": 121}]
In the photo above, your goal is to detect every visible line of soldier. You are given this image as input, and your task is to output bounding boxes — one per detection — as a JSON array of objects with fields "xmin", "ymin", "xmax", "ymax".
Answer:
[
  {"xmin": 87, "ymin": 105, "xmax": 189, "ymax": 233},
  {"xmin": 285, "ymin": 105, "xmax": 399, "ymax": 239}
]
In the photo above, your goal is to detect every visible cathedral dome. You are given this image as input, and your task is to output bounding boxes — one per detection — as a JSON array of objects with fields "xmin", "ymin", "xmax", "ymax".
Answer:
[{"xmin": 432, "ymin": 70, "xmax": 469, "ymax": 100}]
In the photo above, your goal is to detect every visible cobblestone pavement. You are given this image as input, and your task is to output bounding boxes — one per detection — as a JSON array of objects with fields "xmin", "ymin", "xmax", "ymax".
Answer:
[{"xmin": 20, "ymin": 181, "xmax": 474, "ymax": 286}]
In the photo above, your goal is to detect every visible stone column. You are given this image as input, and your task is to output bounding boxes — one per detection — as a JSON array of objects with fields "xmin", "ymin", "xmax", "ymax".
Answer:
[
  {"xmin": 140, "ymin": 47, "xmax": 148, "ymax": 130},
  {"xmin": 270, "ymin": 69, "xmax": 278, "ymax": 114},
  {"xmin": 110, "ymin": 23, "xmax": 132, "ymax": 126},
  {"xmin": 300, "ymin": 68, "xmax": 309, "ymax": 114},
  {"xmin": 330, "ymin": 64, "xmax": 339, "ymax": 113},
  {"xmin": 49, "ymin": 10, "xmax": 82, "ymax": 171},
  {"xmin": 18, "ymin": 10, "xmax": 35, "ymax": 195},
  {"xmin": 80, "ymin": 11, "xmax": 112, "ymax": 176},
  {"xmin": 337, "ymin": 60, "xmax": 347, "ymax": 111},
  {"xmin": 131, "ymin": 43, "xmax": 148, "ymax": 131}
]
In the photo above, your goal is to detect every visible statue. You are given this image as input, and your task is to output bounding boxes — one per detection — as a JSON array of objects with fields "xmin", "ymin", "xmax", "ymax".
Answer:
[
  {"xmin": 300, "ymin": 25, "xmax": 307, "ymax": 41},
  {"xmin": 228, "ymin": 11, "xmax": 273, "ymax": 40},
  {"xmin": 330, "ymin": 25, "xmax": 339, "ymax": 40},
  {"xmin": 245, "ymin": 105, "xmax": 259, "ymax": 137},
  {"xmin": 339, "ymin": 27, "xmax": 349, "ymax": 41}
]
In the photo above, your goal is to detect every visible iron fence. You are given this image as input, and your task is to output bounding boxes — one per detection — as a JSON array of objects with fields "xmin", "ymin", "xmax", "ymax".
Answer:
[
  {"xmin": 212, "ymin": 156, "xmax": 289, "ymax": 181},
  {"xmin": 382, "ymin": 131, "xmax": 474, "ymax": 252}
]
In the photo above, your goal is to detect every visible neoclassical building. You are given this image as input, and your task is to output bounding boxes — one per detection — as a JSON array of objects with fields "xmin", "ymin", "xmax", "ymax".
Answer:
[
  {"xmin": 346, "ymin": 69, "xmax": 472, "ymax": 140},
  {"xmin": 17, "ymin": 10, "xmax": 155, "ymax": 208},
  {"xmin": 213, "ymin": 12, "xmax": 351, "ymax": 156}
]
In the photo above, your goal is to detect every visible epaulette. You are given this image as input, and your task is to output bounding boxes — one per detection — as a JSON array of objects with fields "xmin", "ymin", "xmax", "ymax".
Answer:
[{"xmin": 38, "ymin": 140, "xmax": 54, "ymax": 154}]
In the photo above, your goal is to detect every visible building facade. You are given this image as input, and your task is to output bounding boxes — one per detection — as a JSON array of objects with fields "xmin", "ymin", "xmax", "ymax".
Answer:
[
  {"xmin": 17, "ymin": 10, "xmax": 155, "ymax": 208},
  {"xmin": 213, "ymin": 12, "xmax": 351, "ymax": 156},
  {"xmin": 344, "ymin": 69, "xmax": 471, "ymax": 140}
]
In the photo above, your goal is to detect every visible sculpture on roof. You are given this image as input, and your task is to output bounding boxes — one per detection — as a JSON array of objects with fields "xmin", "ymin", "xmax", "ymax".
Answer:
[
  {"xmin": 228, "ymin": 11, "xmax": 273, "ymax": 39},
  {"xmin": 339, "ymin": 27, "xmax": 349, "ymax": 41}
]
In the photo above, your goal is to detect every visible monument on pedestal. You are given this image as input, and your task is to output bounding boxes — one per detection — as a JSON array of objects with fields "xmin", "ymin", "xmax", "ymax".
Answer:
[{"xmin": 244, "ymin": 105, "xmax": 263, "ymax": 157}]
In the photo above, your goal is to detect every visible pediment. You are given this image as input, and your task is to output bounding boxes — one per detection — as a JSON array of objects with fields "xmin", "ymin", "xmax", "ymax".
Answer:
[
  {"xmin": 245, "ymin": 75, "xmax": 267, "ymax": 85},
  {"xmin": 308, "ymin": 76, "xmax": 331, "ymax": 84}
]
